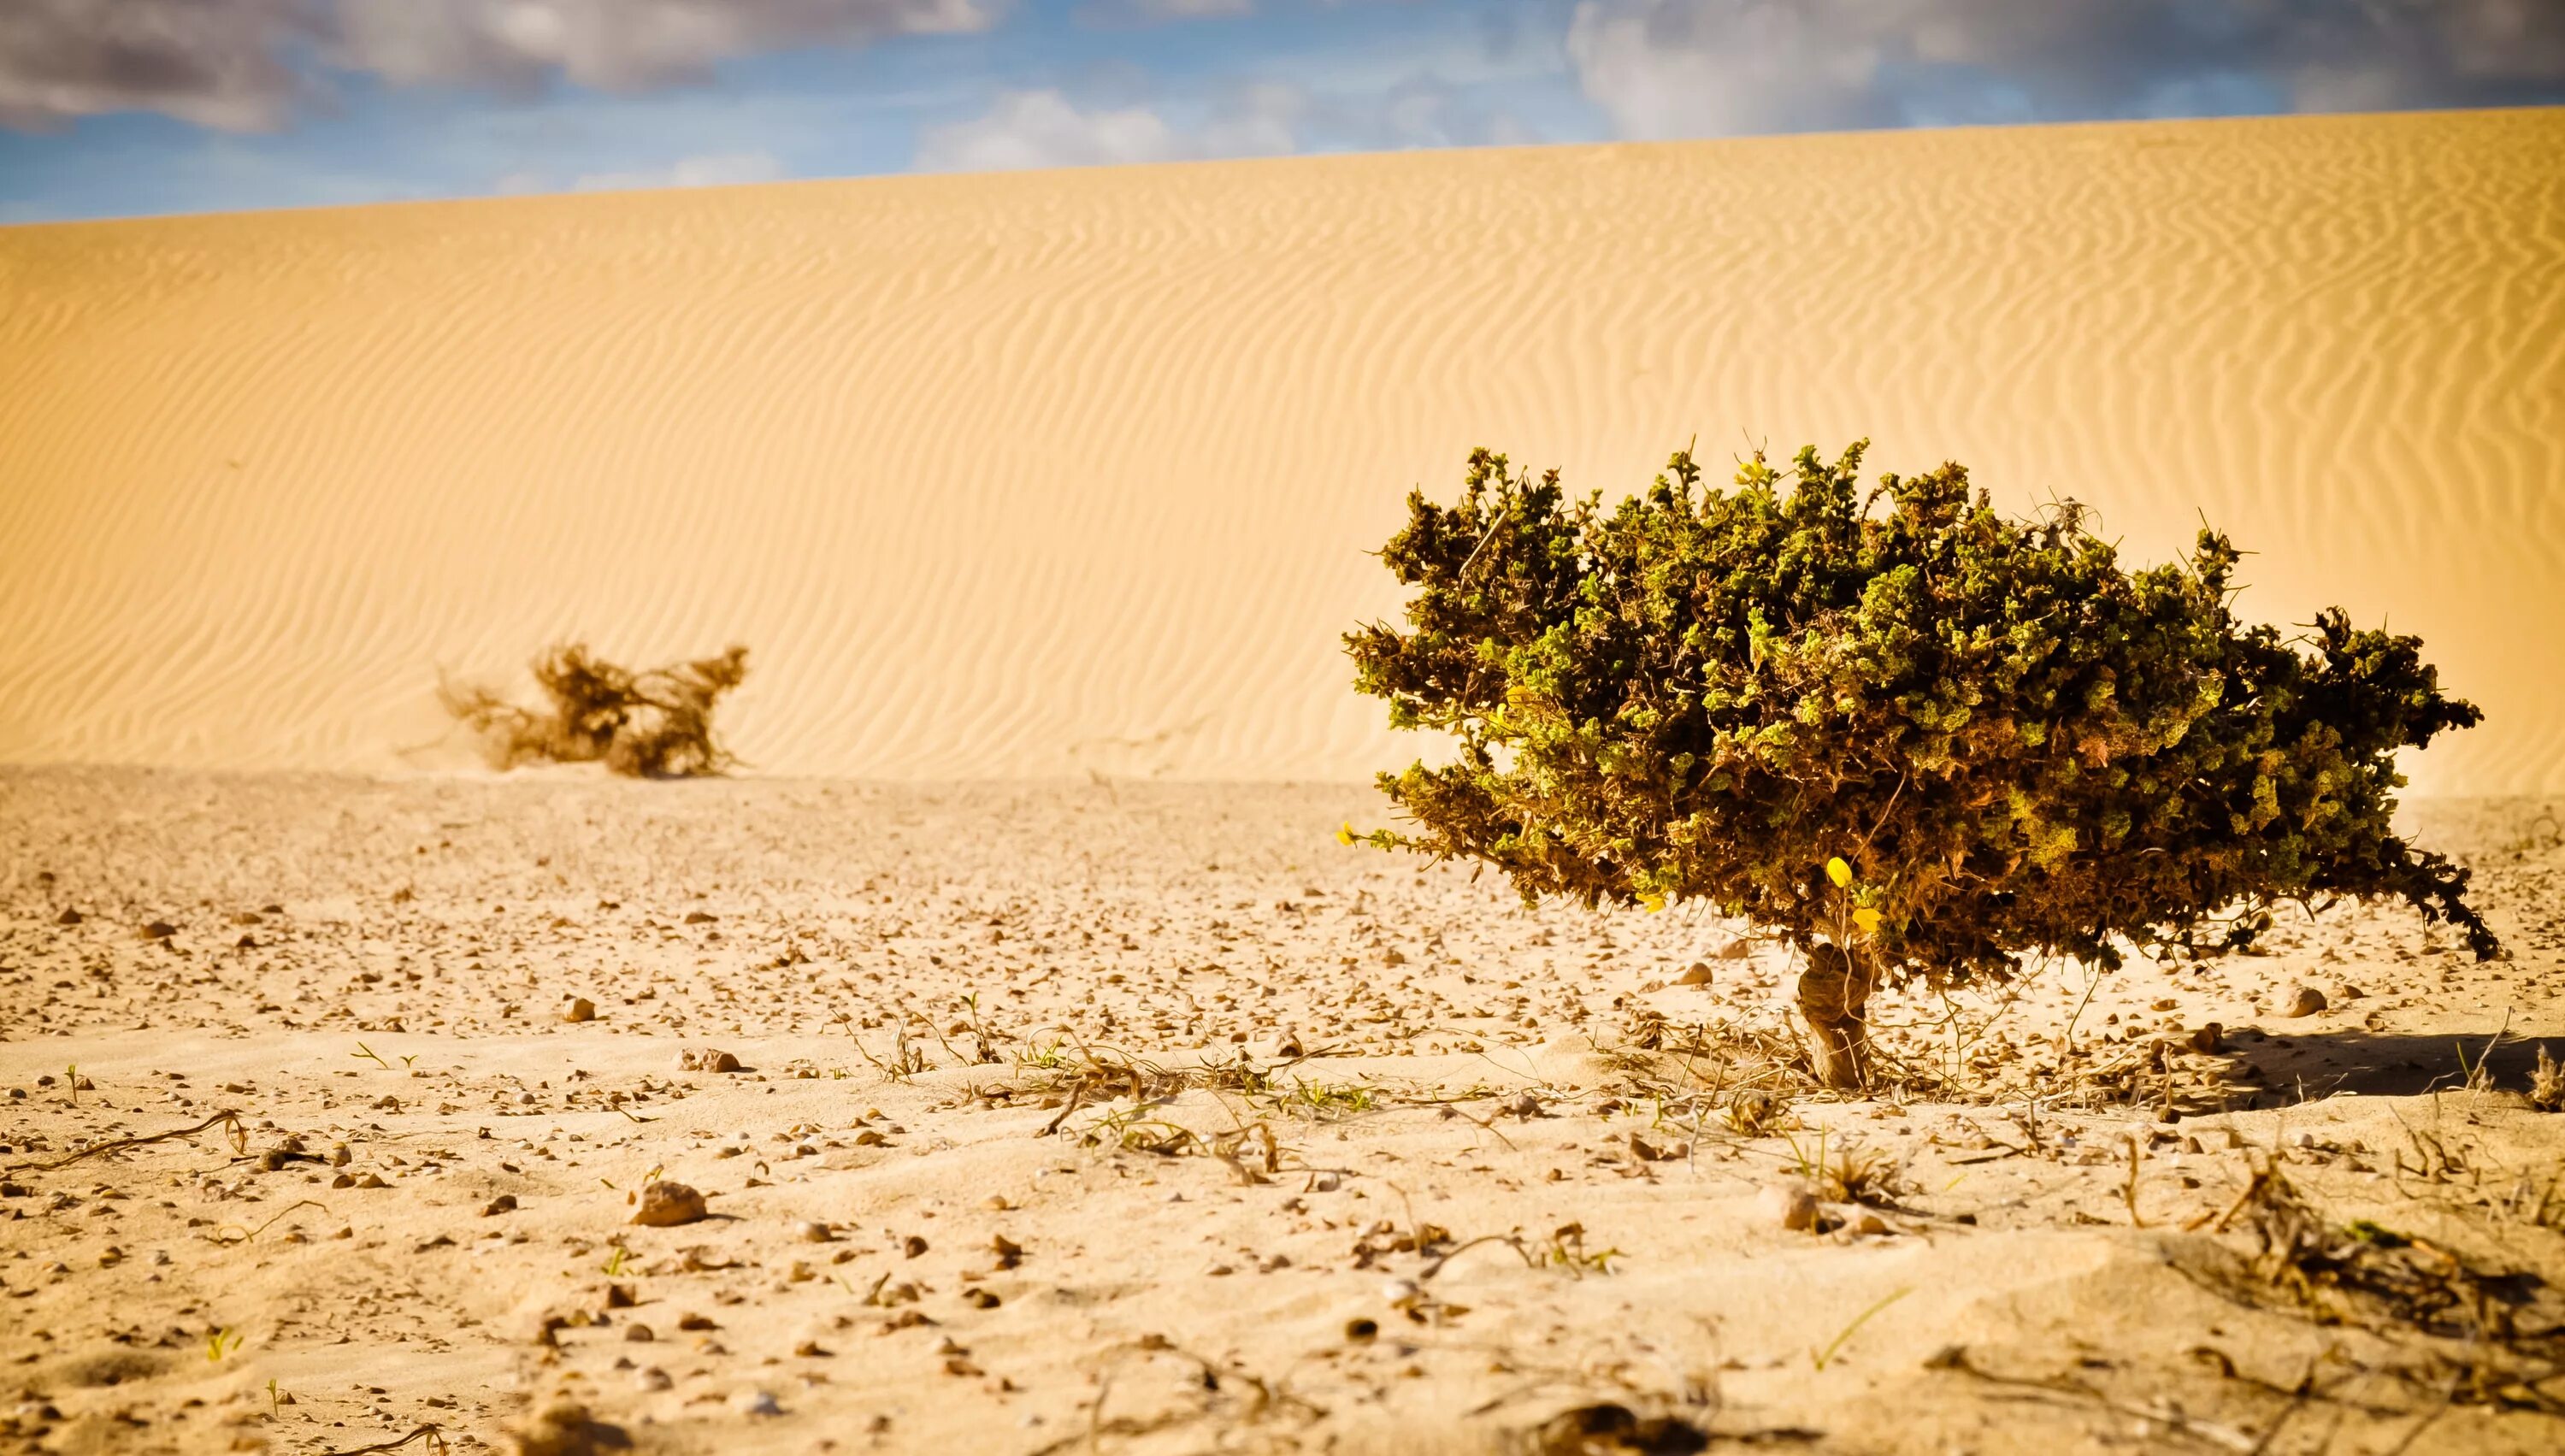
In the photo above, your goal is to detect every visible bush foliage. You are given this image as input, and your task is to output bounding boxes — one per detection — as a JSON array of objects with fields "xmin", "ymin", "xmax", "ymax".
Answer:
[
  {"xmin": 1348, "ymin": 443, "xmax": 2493, "ymax": 1040},
  {"xmin": 443, "ymin": 643, "xmax": 748, "ymax": 779}
]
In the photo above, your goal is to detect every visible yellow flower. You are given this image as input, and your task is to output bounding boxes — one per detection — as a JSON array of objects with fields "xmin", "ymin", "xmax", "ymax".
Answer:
[
  {"xmin": 1638, "ymin": 892, "xmax": 1667, "ymax": 913},
  {"xmin": 1852, "ymin": 906, "xmax": 1884, "ymax": 934},
  {"xmin": 1337, "ymin": 822, "xmax": 1358, "ymax": 846},
  {"xmin": 1825, "ymin": 857, "xmax": 1853, "ymax": 888}
]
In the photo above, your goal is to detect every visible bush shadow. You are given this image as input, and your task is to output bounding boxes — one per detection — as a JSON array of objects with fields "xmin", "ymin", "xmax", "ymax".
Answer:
[{"xmin": 2215, "ymin": 1024, "xmax": 2552, "ymax": 1101}]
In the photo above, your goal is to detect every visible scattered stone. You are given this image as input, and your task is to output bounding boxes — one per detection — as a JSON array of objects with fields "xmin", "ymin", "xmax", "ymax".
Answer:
[
  {"xmin": 734, "ymin": 1389, "xmax": 782, "ymax": 1417},
  {"xmin": 54, "ymin": 908, "xmax": 81, "ymax": 926},
  {"xmin": 1712, "ymin": 938, "xmax": 1754, "ymax": 960},
  {"xmin": 515, "ymin": 1400, "xmax": 611, "ymax": 1456},
  {"xmin": 679, "ymin": 1047, "xmax": 742, "ymax": 1074},
  {"xmin": 675, "ymin": 1312, "xmax": 717, "ymax": 1331},
  {"xmin": 2281, "ymin": 985, "xmax": 2327, "ymax": 1018},
  {"xmin": 2187, "ymin": 1023, "xmax": 2225, "ymax": 1054},
  {"xmin": 1675, "ymin": 963, "xmax": 1714, "ymax": 986},
  {"xmin": 634, "ymin": 1368, "xmax": 672, "ymax": 1393},
  {"xmin": 1756, "ymin": 1182, "xmax": 1819, "ymax": 1233},
  {"xmin": 136, "ymin": 920, "xmax": 177, "ymax": 941},
  {"xmin": 482, "ymin": 1194, "xmax": 518, "ymax": 1217},
  {"xmin": 563, "ymin": 997, "xmax": 597, "ymax": 1023},
  {"xmin": 631, "ymin": 1181, "xmax": 709, "ymax": 1228},
  {"xmin": 798, "ymin": 1221, "xmax": 834, "ymax": 1243}
]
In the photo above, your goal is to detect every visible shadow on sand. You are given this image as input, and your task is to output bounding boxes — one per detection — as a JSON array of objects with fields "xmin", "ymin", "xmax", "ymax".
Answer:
[{"xmin": 2213, "ymin": 1023, "xmax": 2552, "ymax": 1104}]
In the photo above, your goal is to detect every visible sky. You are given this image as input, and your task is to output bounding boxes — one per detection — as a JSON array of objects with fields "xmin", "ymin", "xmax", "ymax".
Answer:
[{"xmin": 3, "ymin": 0, "xmax": 2561, "ymax": 224}]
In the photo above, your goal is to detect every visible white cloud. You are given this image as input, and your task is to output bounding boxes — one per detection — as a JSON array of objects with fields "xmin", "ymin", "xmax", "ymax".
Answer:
[
  {"xmin": 913, "ymin": 66, "xmax": 1552, "ymax": 175},
  {"xmin": 573, "ymin": 149, "xmax": 788, "ymax": 191},
  {"xmin": 1565, "ymin": 0, "xmax": 1896, "ymax": 139},
  {"xmin": 1124, "ymin": 0, "xmax": 1254, "ymax": 18},
  {"xmin": 916, "ymin": 83, "xmax": 1308, "ymax": 172},
  {"xmin": 1198, "ymin": 81, "xmax": 1306, "ymax": 156},
  {"xmin": 915, "ymin": 90, "xmax": 1181, "ymax": 170}
]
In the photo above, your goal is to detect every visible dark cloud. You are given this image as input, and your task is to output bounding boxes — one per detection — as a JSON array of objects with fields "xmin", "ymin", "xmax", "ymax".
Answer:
[
  {"xmin": 0, "ymin": 0, "xmax": 321, "ymax": 131},
  {"xmin": 0, "ymin": 0, "xmax": 999, "ymax": 132},
  {"xmin": 1566, "ymin": 0, "xmax": 2565, "ymax": 139},
  {"xmin": 8, "ymin": 0, "xmax": 2557, "ymax": 142}
]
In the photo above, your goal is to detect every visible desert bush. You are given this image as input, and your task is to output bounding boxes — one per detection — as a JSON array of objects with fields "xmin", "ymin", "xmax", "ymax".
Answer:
[
  {"xmin": 1348, "ymin": 443, "xmax": 2495, "ymax": 1088},
  {"xmin": 442, "ymin": 643, "xmax": 748, "ymax": 778}
]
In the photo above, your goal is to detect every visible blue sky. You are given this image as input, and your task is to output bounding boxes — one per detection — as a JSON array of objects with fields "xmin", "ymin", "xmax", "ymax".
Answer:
[{"xmin": 3, "ymin": 1, "xmax": 2560, "ymax": 224}]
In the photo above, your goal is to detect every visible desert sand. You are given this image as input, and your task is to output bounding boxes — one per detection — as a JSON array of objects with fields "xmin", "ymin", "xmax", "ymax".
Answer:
[
  {"xmin": 3, "ymin": 773, "xmax": 2562, "ymax": 1454},
  {"xmin": 0, "ymin": 109, "xmax": 2560, "ymax": 792},
  {"xmin": 3, "ymin": 107, "xmax": 2564, "ymax": 1456}
]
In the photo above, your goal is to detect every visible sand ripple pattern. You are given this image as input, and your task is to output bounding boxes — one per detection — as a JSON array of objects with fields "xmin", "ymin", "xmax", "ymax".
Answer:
[{"xmin": 2, "ymin": 110, "xmax": 2559, "ymax": 793}]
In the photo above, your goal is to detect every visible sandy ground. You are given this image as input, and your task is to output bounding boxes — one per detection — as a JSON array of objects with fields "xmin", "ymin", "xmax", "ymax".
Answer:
[
  {"xmin": 3, "ymin": 768, "xmax": 2561, "ymax": 1454},
  {"xmin": 3, "ymin": 108, "xmax": 2561, "ymax": 794}
]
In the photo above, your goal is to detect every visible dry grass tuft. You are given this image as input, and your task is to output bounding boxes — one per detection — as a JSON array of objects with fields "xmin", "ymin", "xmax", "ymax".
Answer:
[
  {"xmin": 442, "ymin": 643, "xmax": 747, "ymax": 777},
  {"xmin": 2187, "ymin": 1152, "xmax": 2565, "ymax": 1412},
  {"xmin": 2532, "ymin": 1044, "xmax": 2564, "ymax": 1112}
]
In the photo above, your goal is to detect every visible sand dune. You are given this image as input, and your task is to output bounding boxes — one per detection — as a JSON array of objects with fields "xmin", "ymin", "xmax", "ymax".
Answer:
[{"xmin": 2, "ymin": 108, "xmax": 2559, "ymax": 792}]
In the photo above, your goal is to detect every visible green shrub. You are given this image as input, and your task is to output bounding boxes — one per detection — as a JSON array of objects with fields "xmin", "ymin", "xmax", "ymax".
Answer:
[
  {"xmin": 1347, "ymin": 443, "xmax": 2494, "ymax": 1087},
  {"xmin": 442, "ymin": 643, "xmax": 748, "ymax": 779}
]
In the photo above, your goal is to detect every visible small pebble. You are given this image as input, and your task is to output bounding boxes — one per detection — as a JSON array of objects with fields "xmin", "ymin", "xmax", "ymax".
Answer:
[
  {"xmin": 1756, "ymin": 1182, "xmax": 1819, "ymax": 1232},
  {"xmin": 631, "ymin": 1181, "xmax": 709, "ymax": 1228}
]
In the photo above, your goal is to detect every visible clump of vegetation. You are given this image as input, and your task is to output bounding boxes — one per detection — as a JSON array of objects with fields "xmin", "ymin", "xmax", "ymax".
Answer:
[
  {"xmin": 2201, "ymin": 1153, "xmax": 2565, "ymax": 1404},
  {"xmin": 1349, "ymin": 442, "xmax": 2494, "ymax": 1088},
  {"xmin": 442, "ymin": 643, "xmax": 747, "ymax": 778}
]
